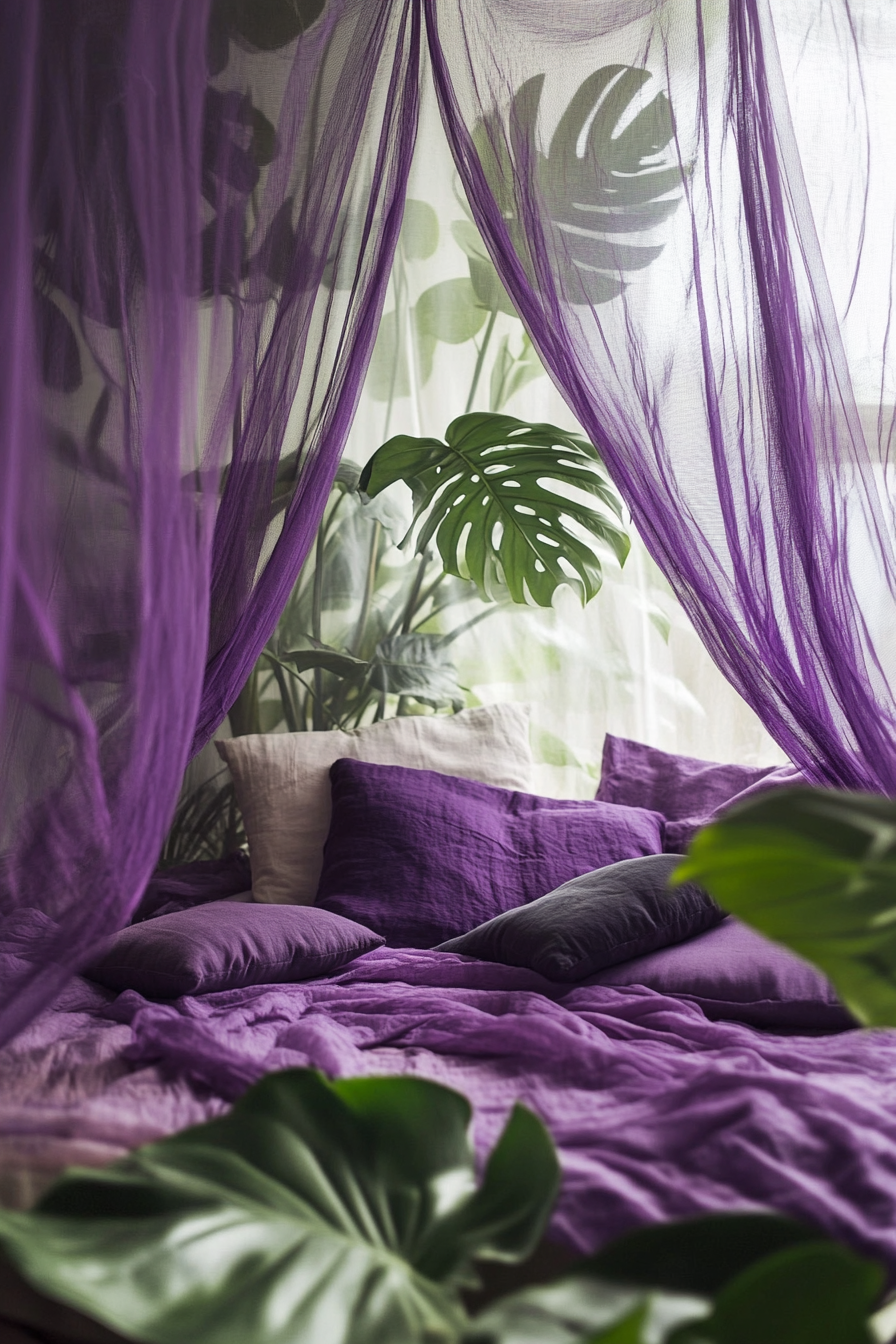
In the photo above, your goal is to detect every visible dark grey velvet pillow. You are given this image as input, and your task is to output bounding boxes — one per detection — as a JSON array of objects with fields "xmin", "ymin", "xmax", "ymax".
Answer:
[
  {"xmin": 436, "ymin": 854, "xmax": 725, "ymax": 982},
  {"xmin": 85, "ymin": 900, "xmax": 384, "ymax": 997}
]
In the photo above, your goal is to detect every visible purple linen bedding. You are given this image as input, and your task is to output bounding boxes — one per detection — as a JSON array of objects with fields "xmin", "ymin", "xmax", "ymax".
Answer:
[{"xmin": 1, "ymin": 948, "xmax": 895, "ymax": 1278}]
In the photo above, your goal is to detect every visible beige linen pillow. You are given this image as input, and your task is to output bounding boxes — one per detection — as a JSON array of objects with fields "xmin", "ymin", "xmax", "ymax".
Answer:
[{"xmin": 216, "ymin": 703, "xmax": 532, "ymax": 905}]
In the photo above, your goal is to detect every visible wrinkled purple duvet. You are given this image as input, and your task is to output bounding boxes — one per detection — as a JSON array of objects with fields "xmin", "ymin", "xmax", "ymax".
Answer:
[{"xmin": 2, "ymin": 947, "xmax": 896, "ymax": 1274}]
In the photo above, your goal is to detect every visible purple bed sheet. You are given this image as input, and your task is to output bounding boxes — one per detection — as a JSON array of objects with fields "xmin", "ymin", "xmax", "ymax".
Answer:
[{"xmin": 1, "ymin": 947, "xmax": 895, "ymax": 1278}]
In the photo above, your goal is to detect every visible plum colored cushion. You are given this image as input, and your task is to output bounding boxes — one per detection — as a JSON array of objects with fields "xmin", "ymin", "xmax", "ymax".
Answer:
[
  {"xmin": 217, "ymin": 703, "xmax": 533, "ymax": 905},
  {"xmin": 314, "ymin": 759, "xmax": 665, "ymax": 948},
  {"xmin": 84, "ymin": 901, "xmax": 384, "ymax": 997},
  {"xmin": 592, "ymin": 916, "xmax": 856, "ymax": 1030},
  {"xmin": 595, "ymin": 734, "xmax": 802, "ymax": 851},
  {"xmin": 437, "ymin": 855, "xmax": 724, "ymax": 980}
]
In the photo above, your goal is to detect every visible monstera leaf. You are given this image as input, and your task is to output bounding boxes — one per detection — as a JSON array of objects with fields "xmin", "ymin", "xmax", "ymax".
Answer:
[
  {"xmin": 474, "ymin": 65, "xmax": 685, "ymax": 306},
  {"xmin": 0, "ymin": 1070, "xmax": 560, "ymax": 1344},
  {"xmin": 360, "ymin": 413, "xmax": 629, "ymax": 607},
  {"xmin": 675, "ymin": 787, "xmax": 896, "ymax": 1028}
]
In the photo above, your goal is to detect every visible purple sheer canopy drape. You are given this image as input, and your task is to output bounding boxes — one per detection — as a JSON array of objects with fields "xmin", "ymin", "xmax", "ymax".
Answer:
[
  {"xmin": 3, "ymin": 0, "xmax": 896, "ymax": 1050},
  {"xmin": 0, "ymin": 0, "xmax": 418, "ymax": 1046},
  {"xmin": 428, "ymin": 0, "xmax": 896, "ymax": 793}
]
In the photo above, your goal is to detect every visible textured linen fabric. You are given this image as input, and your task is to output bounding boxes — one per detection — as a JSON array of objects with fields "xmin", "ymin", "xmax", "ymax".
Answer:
[
  {"xmin": 592, "ymin": 916, "xmax": 855, "ymax": 1031},
  {"xmin": 595, "ymin": 734, "xmax": 802, "ymax": 851},
  {"xmin": 315, "ymin": 758, "xmax": 665, "ymax": 947},
  {"xmin": 217, "ymin": 703, "xmax": 533, "ymax": 906},
  {"xmin": 84, "ymin": 902, "xmax": 383, "ymax": 997},
  {"xmin": 4, "ymin": 953, "xmax": 895, "ymax": 1285},
  {"xmin": 436, "ymin": 855, "xmax": 724, "ymax": 981}
]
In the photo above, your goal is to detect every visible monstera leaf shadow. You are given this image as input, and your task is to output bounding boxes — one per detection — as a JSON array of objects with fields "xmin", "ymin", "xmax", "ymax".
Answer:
[
  {"xmin": 474, "ymin": 65, "xmax": 686, "ymax": 306},
  {"xmin": 208, "ymin": 0, "xmax": 328, "ymax": 74}
]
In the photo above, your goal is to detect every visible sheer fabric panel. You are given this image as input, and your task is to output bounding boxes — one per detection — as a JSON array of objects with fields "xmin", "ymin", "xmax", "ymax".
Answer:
[
  {"xmin": 426, "ymin": 0, "xmax": 896, "ymax": 791},
  {"xmin": 0, "ymin": 0, "xmax": 417, "ymax": 1046},
  {"xmin": 343, "ymin": 76, "xmax": 785, "ymax": 798}
]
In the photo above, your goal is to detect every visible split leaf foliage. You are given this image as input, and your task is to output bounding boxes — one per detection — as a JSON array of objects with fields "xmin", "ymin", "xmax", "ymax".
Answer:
[{"xmin": 361, "ymin": 413, "xmax": 629, "ymax": 607}]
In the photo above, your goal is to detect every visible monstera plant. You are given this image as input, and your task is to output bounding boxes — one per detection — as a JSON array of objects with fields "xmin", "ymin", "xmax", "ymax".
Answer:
[
  {"xmin": 0, "ymin": 1070, "xmax": 886, "ymax": 1344},
  {"xmin": 360, "ymin": 412, "xmax": 628, "ymax": 609},
  {"xmin": 162, "ymin": 410, "xmax": 629, "ymax": 864},
  {"xmin": 162, "ymin": 61, "xmax": 691, "ymax": 862}
]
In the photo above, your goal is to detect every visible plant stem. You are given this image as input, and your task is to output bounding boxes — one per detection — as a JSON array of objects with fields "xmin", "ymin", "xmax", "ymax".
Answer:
[
  {"xmin": 267, "ymin": 658, "xmax": 300, "ymax": 733},
  {"xmin": 442, "ymin": 602, "xmax": 504, "ymax": 645},
  {"xmin": 412, "ymin": 569, "xmax": 447, "ymax": 617},
  {"xmin": 311, "ymin": 519, "xmax": 326, "ymax": 730},
  {"xmin": 383, "ymin": 259, "xmax": 407, "ymax": 441},
  {"xmin": 398, "ymin": 551, "xmax": 432, "ymax": 635},
  {"xmin": 350, "ymin": 519, "xmax": 382, "ymax": 656},
  {"xmin": 464, "ymin": 307, "xmax": 498, "ymax": 414}
]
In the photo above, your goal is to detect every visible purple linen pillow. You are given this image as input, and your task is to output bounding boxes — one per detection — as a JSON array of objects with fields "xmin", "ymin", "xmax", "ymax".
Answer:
[
  {"xmin": 84, "ymin": 901, "xmax": 384, "ymax": 997},
  {"xmin": 315, "ymin": 758, "xmax": 665, "ymax": 948},
  {"xmin": 595, "ymin": 734, "xmax": 802, "ymax": 851},
  {"xmin": 437, "ymin": 855, "xmax": 724, "ymax": 980},
  {"xmin": 591, "ymin": 916, "xmax": 856, "ymax": 1031}
]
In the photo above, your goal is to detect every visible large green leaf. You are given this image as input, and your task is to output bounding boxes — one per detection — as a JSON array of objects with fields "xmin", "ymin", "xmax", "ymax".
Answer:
[
  {"xmin": 474, "ymin": 66, "xmax": 684, "ymax": 306},
  {"xmin": 402, "ymin": 199, "xmax": 440, "ymax": 261},
  {"xmin": 673, "ymin": 787, "xmax": 896, "ymax": 1027},
  {"xmin": 466, "ymin": 1214, "xmax": 883, "ymax": 1344},
  {"xmin": 415, "ymin": 279, "xmax": 489, "ymax": 344},
  {"xmin": 370, "ymin": 634, "xmax": 465, "ymax": 712},
  {"xmin": 368, "ymin": 308, "xmax": 436, "ymax": 401},
  {"xmin": 276, "ymin": 635, "xmax": 368, "ymax": 678},
  {"xmin": 463, "ymin": 1274, "xmax": 707, "ymax": 1344},
  {"xmin": 585, "ymin": 1213, "xmax": 825, "ymax": 1297},
  {"xmin": 0, "ymin": 1071, "xmax": 560, "ymax": 1344},
  {"xmin": 701, "ymin": 1241, "xmax": 881, "ymax": 1344},
  {"xmin": 360, "ymin": 413, "xmax": 629, "ymax": 607}
]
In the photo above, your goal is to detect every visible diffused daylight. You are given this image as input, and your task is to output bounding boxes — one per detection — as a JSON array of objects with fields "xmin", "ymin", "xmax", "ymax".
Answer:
[{"xmin": 2, "ymin": 3, "xmax": 896, "ymax": 1342}]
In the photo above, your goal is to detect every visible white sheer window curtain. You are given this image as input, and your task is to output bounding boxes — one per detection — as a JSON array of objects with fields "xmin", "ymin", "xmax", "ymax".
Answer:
[{"xmin": 342, "ymin": 77, "xmax": 786, "ymax": 798}]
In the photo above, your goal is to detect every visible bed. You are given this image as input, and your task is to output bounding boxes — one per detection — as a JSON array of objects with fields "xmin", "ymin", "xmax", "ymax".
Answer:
[
  {"xmin": 1, "ymin": 712, "xmax": 894, "ymax": 1287},
  {"xmin": 2, "ymin": 939, "xmax": 896, "ymax": 1276}
]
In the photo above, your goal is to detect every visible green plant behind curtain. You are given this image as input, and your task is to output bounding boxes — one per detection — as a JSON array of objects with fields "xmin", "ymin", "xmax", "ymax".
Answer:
[{"xmin": 162, "ymin": 164, "xmax": 634, "ymax": 864}]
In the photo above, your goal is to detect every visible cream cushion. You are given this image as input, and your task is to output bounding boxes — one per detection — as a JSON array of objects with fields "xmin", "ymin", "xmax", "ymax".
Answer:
[{"xmin": 216, "ymin": 704, "xmax": 533, "ymax": 905}]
